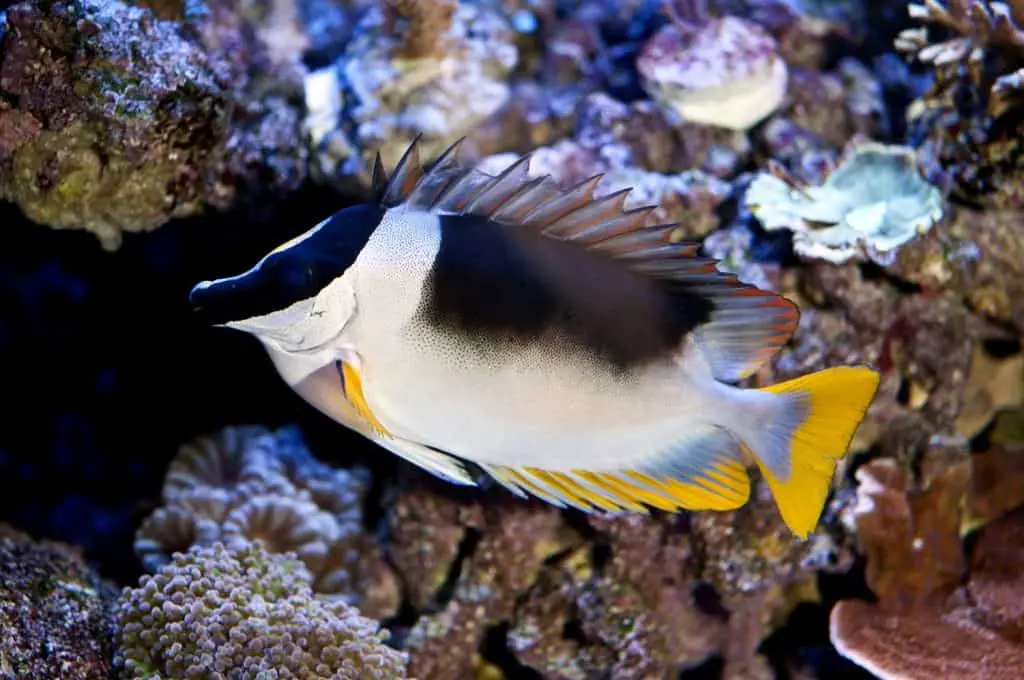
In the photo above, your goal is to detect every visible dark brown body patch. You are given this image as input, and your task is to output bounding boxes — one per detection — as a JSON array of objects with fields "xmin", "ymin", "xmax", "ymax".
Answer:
[{"xmin": 419, "ymin": 214, "xmax": 715, "ymax": 370}]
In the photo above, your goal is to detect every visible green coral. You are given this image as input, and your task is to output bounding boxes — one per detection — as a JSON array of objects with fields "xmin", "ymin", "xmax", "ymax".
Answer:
[
  {"xmin": 115, "ymin": 541, "xmax": 408, "ymax": 679},
  {"xmin": 0, "ymin": 0, "xmax": 306, "ymax": 249}
]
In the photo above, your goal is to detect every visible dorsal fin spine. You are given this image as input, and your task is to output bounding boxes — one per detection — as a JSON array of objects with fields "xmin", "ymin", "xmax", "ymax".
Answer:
[
  {"xmin": 376, "ymin": 137, "xmax": 800, "ymax": 379},
  {"xmin": 523, "ymin": 174, "xmax": 604, "ymax": 227}
]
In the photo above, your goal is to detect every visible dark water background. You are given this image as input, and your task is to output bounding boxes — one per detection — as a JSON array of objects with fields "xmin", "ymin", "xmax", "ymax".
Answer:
[{"xmin": 0, "ymin": 188, "xmax": 403, "ymax": 585}]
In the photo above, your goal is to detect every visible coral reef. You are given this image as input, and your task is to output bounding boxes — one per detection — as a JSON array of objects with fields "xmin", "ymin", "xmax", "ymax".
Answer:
[
  {"xmin": 477, "ymin": 120, "xmax": 733, "ymax": 241},
  {"xmin": 897, "ymin": 0, "xmax": 1024, "ymax": 208},
  {"xmin": 887, "ymin": 203, "xmax": 1024, "ymax": 333},
  {"xmin": 385, "ymin": 472, "xmax": 827, "ymax": 679},
  {"xmin": 0, "ymin": 0, "xmax": 308, "ymax": 250},
  {"xmin": 116, "ymin": 541, "xmax": 408, "ymax": 678},
  {"xmin": 0, "ymin": 524, "xmax": 118, "ymax": 679},
  {"xmin": 134, "ymin": 425, "xmax": 400, "ymax": 619},
  {"xmin": 772, "ymin": 260, "xmax": 975, "ymax": 487},
  {"xmin": 2, "ymin": 0, "xmax": 1024, "ymax": 677},
  {"xmin": 322, "ymin": 0, "xmax": 519, "ymax": 187},
  {"xmin": 830, "ymin": 458, "xmax": 1024, "ymax": 679}
]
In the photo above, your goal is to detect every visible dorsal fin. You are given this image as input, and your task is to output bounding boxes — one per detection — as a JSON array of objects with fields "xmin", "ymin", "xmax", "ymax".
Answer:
[
  {"xmin": 379, "ymin": 137, "xmax": 799, "ymax": 381},
  {"xmin": 380, "ymin": 133, "xmax": 426, "ymax": 207}
]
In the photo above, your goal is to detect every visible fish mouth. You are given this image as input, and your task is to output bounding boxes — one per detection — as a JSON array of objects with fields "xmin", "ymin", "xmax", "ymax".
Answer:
[{"xmin": 189, "ymin": 276, "xmax": 253, "ymax": 326}]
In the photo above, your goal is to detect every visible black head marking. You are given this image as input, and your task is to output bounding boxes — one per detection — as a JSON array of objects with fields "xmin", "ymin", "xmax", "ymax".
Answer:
[
  {"xmin": 190, "ymin": 203, "xmax": 385, "ymax": 325},
  {"xmin": 420, "ymin": 214, "xmax": 715, "ymax": 370}
]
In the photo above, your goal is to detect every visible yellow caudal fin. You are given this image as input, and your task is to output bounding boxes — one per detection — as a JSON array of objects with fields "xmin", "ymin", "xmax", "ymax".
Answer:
[{"xmin": 751, "ymin": 366, "xmax": 880, "ymax": 539}]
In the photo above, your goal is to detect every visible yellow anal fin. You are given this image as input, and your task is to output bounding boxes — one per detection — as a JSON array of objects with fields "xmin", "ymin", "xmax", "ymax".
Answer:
[
  {"xmin": 645, "ymin": 459, "xmax": 751, "ymax": 511},
  {"xmin": 339, "ymin": 361, "xmax": 391, "ymax": 437},
  {"xmin": 481, "ymin": 457, "xmax": 751, "ymax": 515}
]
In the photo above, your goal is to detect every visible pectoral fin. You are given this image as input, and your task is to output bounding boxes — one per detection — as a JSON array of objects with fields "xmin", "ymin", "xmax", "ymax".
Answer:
[
  {"xmin": 369, "ymin": 434, "xmax": 477, "ymax": 486},
  {"xmin": 337, "ymin": 360, "xmax": 391, "ymax": 436},
  {"xmin": 332, "ymin": 360, "xmax": 477, "ymax": 486}
]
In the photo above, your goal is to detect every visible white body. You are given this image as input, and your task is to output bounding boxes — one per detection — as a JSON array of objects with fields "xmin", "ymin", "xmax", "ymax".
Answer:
[{"xmin": 258, "ymin": 207, "xmax": 775, "ymax": 472}]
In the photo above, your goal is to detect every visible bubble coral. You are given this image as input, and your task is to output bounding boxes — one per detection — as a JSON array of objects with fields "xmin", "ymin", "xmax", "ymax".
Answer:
[
  {"xmin": 745, "ymin": 141, "xmax": 945, "ymax": 265},
  {"xmin": 636, "ymin": 0, "xmax": 788, "ymax": 131},
  {"xmin": 115, "ymin": 541, "xmax": 408, "ymax": 679},
  {"xmin": 134, "ymin": 425, "xmax": 399, "ymax": 618}
]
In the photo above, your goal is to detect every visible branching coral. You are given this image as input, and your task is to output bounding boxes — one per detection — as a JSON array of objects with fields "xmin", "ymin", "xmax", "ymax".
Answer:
[
  {"xmin": 116, "ymin": 542, "xmax": 408, "ymax": 678},
  {"xmin": 134, "ymin": 425, "xmax": 400, "ymax": 619},
  {"xmin": 896, "ymin": 0, "xmax": 1024, "ymax": 115},
  {"xmin": 896, "ymin": 1, "xmax": 1024, "ymax": 206}
]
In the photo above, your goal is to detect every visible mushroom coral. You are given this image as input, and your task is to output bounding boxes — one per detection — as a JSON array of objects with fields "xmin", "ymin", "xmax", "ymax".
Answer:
[
  {"xmin": 829, "ymin": 458, "xmax": 1024, "ymax": 679},
  {"xmin": 745, "ymin": 141, "xmax": 945, "ymax": 265}
]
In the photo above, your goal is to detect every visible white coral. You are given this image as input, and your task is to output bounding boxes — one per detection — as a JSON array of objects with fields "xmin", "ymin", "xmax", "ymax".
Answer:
[
  {"xmin": 745, "ymin": 142, "xmax": 945, "ymax": 265},
  {"xmin": 637, "ymin": 17, "xmax": 788, "ymax": 131}
]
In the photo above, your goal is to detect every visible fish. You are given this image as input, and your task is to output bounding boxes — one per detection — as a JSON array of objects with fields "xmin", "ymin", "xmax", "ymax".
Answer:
[{"xmin": 189, "ymin": 137, "xmax": 880, "ymax": 539}]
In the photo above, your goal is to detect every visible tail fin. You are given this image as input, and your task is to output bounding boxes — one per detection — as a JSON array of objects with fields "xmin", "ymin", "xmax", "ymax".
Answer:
[{"xmin": 743, "ymin": 366, "xmax": 880, "ymax": 539}]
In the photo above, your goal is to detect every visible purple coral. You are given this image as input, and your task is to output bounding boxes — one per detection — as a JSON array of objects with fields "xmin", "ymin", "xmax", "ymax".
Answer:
[
  {"xmin": 134, "ymin": 425, "xmax": 400, "ymax": 619},
  {"xmin": 0, "ymin": 526, "xmax": 118, "ymax": 680}
]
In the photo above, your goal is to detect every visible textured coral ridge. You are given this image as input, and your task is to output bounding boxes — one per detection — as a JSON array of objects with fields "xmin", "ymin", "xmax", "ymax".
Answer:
[
  {"xmin": 830, "ymin": 450, "xmax": 1024, "ymax": 679},
  {"xmin": 0, "ymin": 0, "xmax": 306, "ymax": 249},
  {"xmin": 116, "ymin": 541, "xmax": 408, "ymax": 678},
  {"xmin": 318, "ymin": 0, "xmax": 519, "ymax": 187},
  {"xmin": 388, "ymin": 473, "xmax": 825, "ymax": 679},
  {"xmin": 0, "ymin": 524, "xmax": 118, "ymax": 679},
  {"xmin": 134, "ymin": 425, "xmax": 400, "ymax": 620}
]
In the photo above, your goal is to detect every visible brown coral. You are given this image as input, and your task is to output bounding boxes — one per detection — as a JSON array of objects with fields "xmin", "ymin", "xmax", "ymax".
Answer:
[
  {"xmin": 403, "ymin": 499, "xmax": 575, "ymax": 679},
  {"xmin": 830, "ymin": 458, "xmax": 1024, "ymax": 679},
  {"xmin": 382, "ymin": 0, "xmax": 458, "ymax": 59},
  {"xmin": 0, "ymin": 0, "xmax": 307, "ymax": 249}
]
